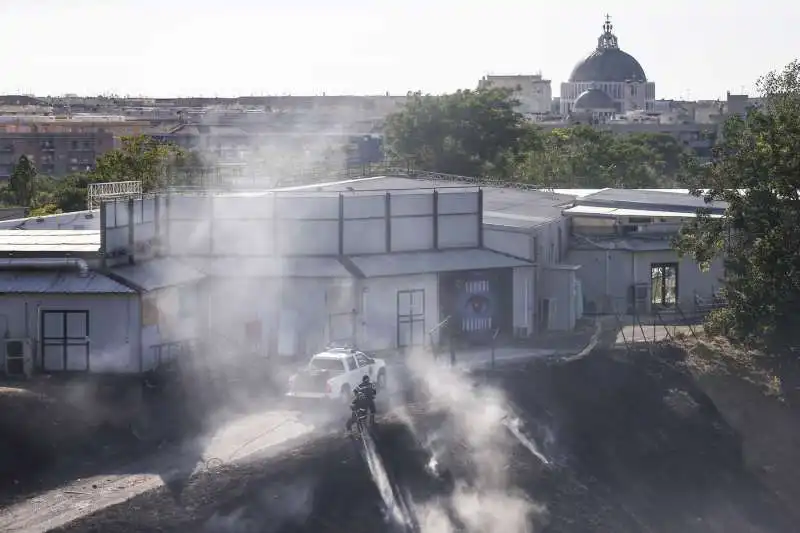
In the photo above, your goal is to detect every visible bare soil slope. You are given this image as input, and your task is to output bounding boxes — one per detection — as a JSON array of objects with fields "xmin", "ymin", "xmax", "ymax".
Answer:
[{"xmin": 47, "ymin": 346, "xmax": 797, "ymax": 533}]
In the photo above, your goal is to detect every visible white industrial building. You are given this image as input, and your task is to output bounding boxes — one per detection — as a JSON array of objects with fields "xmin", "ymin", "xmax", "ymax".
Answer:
[
  {"xmin": 0, "ymin": 176, "xmax": 726, "ymax": 378},
  {"xmin": 562, "ymin": 188, "xmax": 726, "ymax": 315},
  {"xmin": 0, "ymin": 229, "xmax": 141, "ymax": 375}
]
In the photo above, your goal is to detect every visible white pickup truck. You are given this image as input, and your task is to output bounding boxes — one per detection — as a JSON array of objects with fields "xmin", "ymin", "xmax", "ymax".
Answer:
[{"xmin": 286, "ymin": 348, "xmax": 388, "ymax": 402}]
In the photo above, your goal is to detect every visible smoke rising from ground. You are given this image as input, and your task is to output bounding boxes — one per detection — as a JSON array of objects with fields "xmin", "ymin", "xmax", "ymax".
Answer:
[
  {"xmin": 401, "ymin": 349, "xmax": 547, "ymax": 533},
  {"xmin": 202, "ymin": 475, "xmax": 316, "ymax": 533}
]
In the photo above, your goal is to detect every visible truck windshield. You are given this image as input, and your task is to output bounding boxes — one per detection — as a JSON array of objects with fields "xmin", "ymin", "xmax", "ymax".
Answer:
[{"xmin": 309, "ymin": 357, "xmax": 345, "ymax": 373}]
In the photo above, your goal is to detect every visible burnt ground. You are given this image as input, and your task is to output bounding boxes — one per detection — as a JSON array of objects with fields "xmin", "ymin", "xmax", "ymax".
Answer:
[
  {"xmin": 0, "ymin": 356, "xmax": 293, "ymax": 509},
  {"xmin": 45, "ymin": 347, "xmax": 798, "ymax": 533}
]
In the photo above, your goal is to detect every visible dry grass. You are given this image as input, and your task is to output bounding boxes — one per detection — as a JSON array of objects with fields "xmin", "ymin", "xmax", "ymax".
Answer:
[{"xmin": 677, "ymin": 335, "xmax": 787, "ymax": 401}]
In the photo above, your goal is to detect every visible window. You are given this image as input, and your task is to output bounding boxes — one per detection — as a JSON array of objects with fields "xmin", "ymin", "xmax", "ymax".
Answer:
[
  {"xmin": 41, "ymin": 310, "xmax": 90, "ymax": 372},
  {"xmin": 310, "ymin": 357, "xmax": 345, "ymax": 373},
  {"xmin": 397, "ymin": 289, "xmax": 425, "ymax": 348},
  {"xmin": 651, "ymin": 263, "xmax": 678, "ymax": 306},
  {"xmin": 355, "ymin": 353, "xmax": 371, "ymax": 367},
  {"xmin": 346, "ymin": 355, "xmax": 357, "ymax": 371}
]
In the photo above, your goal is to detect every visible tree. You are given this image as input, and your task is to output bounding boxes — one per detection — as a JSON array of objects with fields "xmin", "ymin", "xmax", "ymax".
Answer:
[
  {"xmin": 383, "ymin": 88, "xmax": 527, "ymax": 176},
  {"xmin": 510, "ymin": 126, "xmax": 679, "ymax": 188},
  {"xmin": 52, "ymin": 172, "xmax": 101, "ymax": 212},
  {"xmin": 673, "ymin": 60, "xmax": 800, "ymax": 346},
  {"xmin": 169, "ymin": 149, "xmax": 210, "ymax": 187},
  {"xmin": 93, "ymin": 135, "xmax": 184, "ymax": 192},
  {"xmin": 9, "ymin": 155, "xmax": 37, "ymax": 206}
]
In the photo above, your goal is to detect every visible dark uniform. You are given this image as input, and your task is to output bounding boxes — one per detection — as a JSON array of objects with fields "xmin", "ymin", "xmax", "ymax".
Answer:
[
  {"xmin": 355, "ymin": 380, "xmax": 377, "ymax": 416},
  {"xmin": 346, "ymin": 392, "xmax": 373, "ymax": 432}
]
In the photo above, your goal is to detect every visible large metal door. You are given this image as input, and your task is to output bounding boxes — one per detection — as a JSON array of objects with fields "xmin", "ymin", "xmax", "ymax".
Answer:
[
  {"xmin": 397, "ymin": 289, "xmax": 425, "ymax": 348},
  {"xmin": 41, "ymin": 310, "xmax": 90, "ymax": 372}
]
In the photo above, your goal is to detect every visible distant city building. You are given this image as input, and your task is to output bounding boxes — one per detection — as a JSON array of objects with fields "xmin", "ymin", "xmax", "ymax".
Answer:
[
  {"xmin": 478, "ymin": 74, "xmax": 553, "ymax": 118},
  {"xmin": 560, "ymin": 16, "xmax": 656, "ymax": 116},
  {"xmin": 0, "ymin": 117, "xmax": 155, "ymax": 179}
]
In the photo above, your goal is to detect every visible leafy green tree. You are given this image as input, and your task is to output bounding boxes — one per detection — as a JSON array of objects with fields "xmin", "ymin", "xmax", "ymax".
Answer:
[
  {"xmin": 384, "ymin": 88, "xmax": 527, "ymax": 176},
  {"xmin": 93, "ymin": 135, "xmax": 184, "ymax": 192},
  {"xmin": 9, "ymin": 155, "xmax": 37, "ymax": 206},
  {"xmin": 29, "ymin": 204, "xmax": 62, "ymax": 217},
  {"xmin": 510, "ymin": 126, "xmax": 674, "ymax": 188},
  {"xmin": 52, "ymin": 172, "xmax": 101, "ymax": 212},
  {"xmin": 625, "ymin": 132, "xmax": 686, "ymax": 177},
  {"xmin": 169, "ymin": 149, "xmax": 210, "ymax": 187},
  {"xmin": 673, "ymin": 60, "xmax": 800, "ymax": 346}
]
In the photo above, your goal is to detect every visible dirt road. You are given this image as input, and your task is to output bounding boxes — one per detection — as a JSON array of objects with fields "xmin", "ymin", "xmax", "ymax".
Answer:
[{"xmin": 0, "ymin": 409, "xmax": 321, "ymax": 533}]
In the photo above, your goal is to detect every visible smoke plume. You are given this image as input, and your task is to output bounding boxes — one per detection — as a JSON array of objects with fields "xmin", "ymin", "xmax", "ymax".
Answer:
[{"xmin": 402, "ymin": 348, "xmax": 547, "ymax": 533}]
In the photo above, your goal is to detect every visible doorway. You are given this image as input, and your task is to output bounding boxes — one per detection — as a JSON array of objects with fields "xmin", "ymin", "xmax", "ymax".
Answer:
[
  {"xmin": 651, "ymin": 263, "xmax": 678, "ymax": 307},
  {"xmin": 397, "ymin": 289, "xmax": 425, "ymax": 348},
  {"xmin": 40, "ymin": 310, "xmax": 90, "ymax": 372}
]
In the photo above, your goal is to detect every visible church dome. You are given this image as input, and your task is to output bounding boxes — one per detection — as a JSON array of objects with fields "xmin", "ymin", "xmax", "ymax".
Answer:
[
  {"xmin": 573, "ymin": 88, "xmax": 614, "ymax": 110},
  {"xmin": 569, "ymin": 17, "xmax": 647, "ymax": 83}
]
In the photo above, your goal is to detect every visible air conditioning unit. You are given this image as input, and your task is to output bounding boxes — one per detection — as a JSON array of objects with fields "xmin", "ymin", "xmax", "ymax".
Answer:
[{"xmin": 4, "ymin": 338, "xmax": 33, "ymax": 378}]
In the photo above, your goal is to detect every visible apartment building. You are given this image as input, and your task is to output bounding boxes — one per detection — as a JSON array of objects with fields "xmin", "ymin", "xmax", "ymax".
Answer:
[{"xmin": 0, "ymin": 117, "xmax": 161, "ymax": 179}]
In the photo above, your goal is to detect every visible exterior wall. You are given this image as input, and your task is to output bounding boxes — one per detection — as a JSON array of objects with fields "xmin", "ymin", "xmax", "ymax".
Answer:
[
  {"xmin": 483, "ymin": 226, "xmax": 534, "ymax": 259},
  {"xmin": 512, "ymin": 266, "xmax": 535, "ymax": 335},
  {"xmin": 483, "ymin": 217, "xmax": 569, "ymax": 265},
  {"xmin": 534, "ymin": 218, "xmax": 569, "ymax": 265},
  {"xmin": 0, "ymin": 127, "xmax": 132, "ymax": 179},
  {"xmin": 539, "ymin": 267, "xmax": 578, "ymax": 331},
  {"xmin": 199, "ymin": 277, "xmax": 337, "ymax": 358},
  {"xmin": 0, "ymin": 294, "xmax": 141, "ymax": 374},
  {"xmin": 567, "ymin": 247, "xmax": 724, "ymax": 314},
  {"xmin": 357, "ymin": 273, "xmax": 439, "ymax": 352},
  {"xmin": 483, "ymin": 219, "xmax": 574, "ymax": 334},
  {"xmin": 141, "ymin": 282, "xmax": 203, "ymax": 370},
  {"xmin": 103, "ymin": 189, "xmax": 482, "ymax": 264},
  {"xmin": 478, "ymin": 75, "xmax": 553, "ymax": 116}
]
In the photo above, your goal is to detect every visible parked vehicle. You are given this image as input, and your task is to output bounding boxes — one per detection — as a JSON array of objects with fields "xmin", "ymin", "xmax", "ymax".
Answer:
[{"xmin": 286, "ymin": 347, "xmax": 387, "ymax": 403}]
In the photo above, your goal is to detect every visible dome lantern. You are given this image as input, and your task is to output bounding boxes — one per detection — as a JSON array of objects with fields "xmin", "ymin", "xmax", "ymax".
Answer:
[{"xmin": 568, "ymin": 15, "xmax": 647, "ymax": 83}]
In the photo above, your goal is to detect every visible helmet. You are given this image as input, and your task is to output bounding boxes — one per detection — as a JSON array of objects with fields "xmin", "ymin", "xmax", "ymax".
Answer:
[{"xmin": 362, "ymin": 375, "xmax": 371, "ymax": 384}]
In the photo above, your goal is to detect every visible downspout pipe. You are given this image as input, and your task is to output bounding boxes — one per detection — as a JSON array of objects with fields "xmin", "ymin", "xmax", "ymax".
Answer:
[{"xmin": 0, "ymin": 257, "xmax": 90, "ymax": 277}]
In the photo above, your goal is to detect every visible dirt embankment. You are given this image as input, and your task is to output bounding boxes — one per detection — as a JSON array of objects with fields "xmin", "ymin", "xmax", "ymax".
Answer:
[
  {"xmin": 0, "ymin": 373, "xmax": 208, "ymax": 506},
  {"xmin": 48, "ymin": 343, "xmax": 800, "ymax": 533},
  {"xmin": 679, "ymin": 338, "xmax": 800, "ymax": 524}
]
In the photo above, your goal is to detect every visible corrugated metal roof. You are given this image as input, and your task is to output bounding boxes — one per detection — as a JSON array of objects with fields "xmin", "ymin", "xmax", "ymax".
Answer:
[
  {"xmin": 563, "ymin": 205, "xmax": 723, "ymax": 219},
  {"xmin": 183, "ymin": 256, "xmax": 351, "ymax": 278},
  {"xmin": 0, "ymin": 229, "xmax": 101, "ymax": 252},
  {"xmin": 111, "ymin": 257, "xmax": 206, "ymax": 291},
  {"xmin": 577, "ymin": 188, "xmax": 727, "ymax": 212},
  {"xmin": 350, "ymin": 248, "xmax": 532, "ymax": 278},
  {"xmin": 0, "ymin": 271, "xmax": 134, "ymax": 294},
  {"xmin": 551, "ymin": 189, "xmax": 605, "ymax": 198},
  {"xmin": 0, "ymin": 211, "xmax": 99, "ymax": 230}
]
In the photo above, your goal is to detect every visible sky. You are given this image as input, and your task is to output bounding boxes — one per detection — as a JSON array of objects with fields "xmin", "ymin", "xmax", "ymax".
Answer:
[{"xmin": 1, "ymin": 0, "xmax": 798, "ymax": 101}]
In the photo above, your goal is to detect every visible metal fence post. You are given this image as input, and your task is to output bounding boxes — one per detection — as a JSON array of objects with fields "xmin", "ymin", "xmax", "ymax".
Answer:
[{"xmin": 491, "ymin": 328, "xmax": 500, "ymax": 369}]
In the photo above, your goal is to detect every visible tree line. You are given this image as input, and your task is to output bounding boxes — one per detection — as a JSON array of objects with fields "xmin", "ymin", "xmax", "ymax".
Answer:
[
  {"xmin": 383, "ymin": 87, "xmax": 691, "ymax": 188},
  {"xmin": 386, "ymin": 63, "xmax": 800, "ymax": 351},
  {"xmin": 4, "ymin": 64, "xmax": 800, "ymax": 351},
  {"xmin": 0, "ymin": 135, "xmax": 208, "ymax": 215},
  {"xmin": 673, "ymin": 60, "xmax": 800, "ymax": 349}
]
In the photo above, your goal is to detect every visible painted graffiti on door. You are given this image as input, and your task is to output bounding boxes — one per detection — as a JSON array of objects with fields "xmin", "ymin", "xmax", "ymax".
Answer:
[{"xmin": 456, "ymin": 275, "xmax": 495, "ymax": 341}]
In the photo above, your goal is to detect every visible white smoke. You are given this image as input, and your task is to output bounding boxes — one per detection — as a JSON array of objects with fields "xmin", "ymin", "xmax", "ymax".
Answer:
[{"xmin": 402, "ymin": 349, "xmax": 548, "ymax": 533}]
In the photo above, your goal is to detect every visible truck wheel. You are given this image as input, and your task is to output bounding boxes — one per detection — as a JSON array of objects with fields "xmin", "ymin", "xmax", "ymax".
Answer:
[{"xmin": 377, "ymin": 370, "xmax": 387, "ymax": 390}]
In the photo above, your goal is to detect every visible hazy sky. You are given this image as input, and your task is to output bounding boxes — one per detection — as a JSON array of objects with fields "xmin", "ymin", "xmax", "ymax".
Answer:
[{"xmin": 1, "ymin": 0, "xmax": 797, "ymax": 100}]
